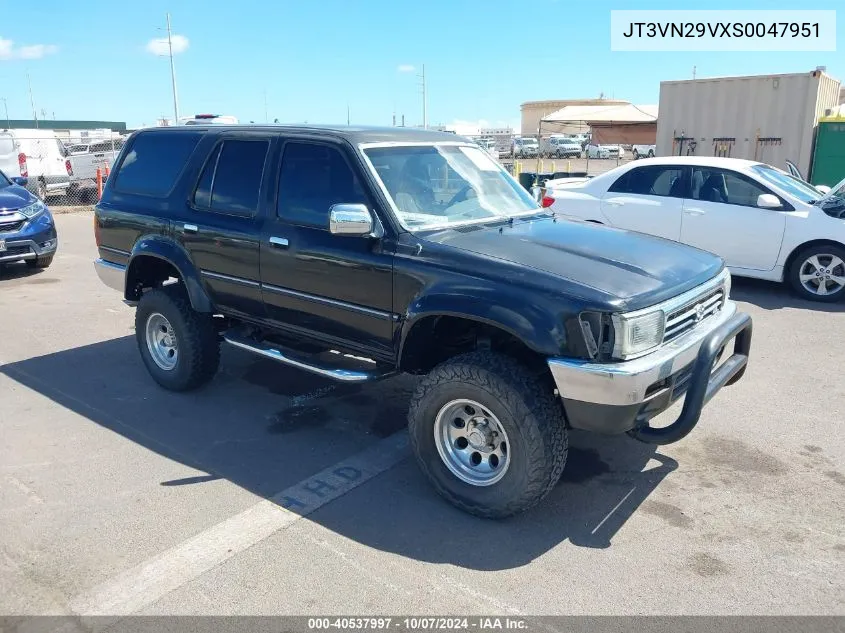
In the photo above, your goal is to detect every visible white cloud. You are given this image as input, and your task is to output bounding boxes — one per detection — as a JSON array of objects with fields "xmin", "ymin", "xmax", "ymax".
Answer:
[
  {"xmin": 146, "ymin": 34, "xmax": 189, "ymax": 56},
  {"xmin": 0, "ymin": 37, "xmax": 58, "ymax": 60},
  {"xmin": 397, "ymin": 64, "xmax": 415, "ymax": 73}
]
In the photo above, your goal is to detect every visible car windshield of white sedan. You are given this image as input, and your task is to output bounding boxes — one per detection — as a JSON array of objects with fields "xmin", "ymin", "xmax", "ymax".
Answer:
[
  {"xmin": 752, "ymin": 165, "xmax": 820, "ymax": 203},
  {"xmin": 364, "ymin": 144, "xmax": 540, "ymax": 230}
]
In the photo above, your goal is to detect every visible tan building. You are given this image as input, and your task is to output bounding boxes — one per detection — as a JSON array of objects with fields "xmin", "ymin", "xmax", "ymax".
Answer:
[{"xmin": 520, "ymin": 98, "xmax": 628, "ymax": 136}]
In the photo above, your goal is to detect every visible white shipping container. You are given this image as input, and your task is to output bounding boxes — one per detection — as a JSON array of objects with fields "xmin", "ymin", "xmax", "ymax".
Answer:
[{"xmin": 656, "ymin": 70, "xmax": 841, "ymax": 178}]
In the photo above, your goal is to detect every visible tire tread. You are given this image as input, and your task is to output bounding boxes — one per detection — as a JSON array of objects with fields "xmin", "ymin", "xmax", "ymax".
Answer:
[{"xmin": 408, "ymin": 351, "xmax": 567, "ymax": 519}]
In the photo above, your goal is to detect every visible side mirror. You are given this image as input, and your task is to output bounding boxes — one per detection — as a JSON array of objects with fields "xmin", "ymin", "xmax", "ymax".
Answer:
[
  {"xmin": 757, "ymin": 193, "xmax": 782, "ymax": 209},
  {"xmin": 11, "ymin": 176, "xmax": 28, "ymax": 187},
  {"xmin": 816, "ymin": 185, "xmax": 831, "ymax": 195},
  {"xmin": 329, "ymin": 203, "xmax": 375, "ymax": 236}
]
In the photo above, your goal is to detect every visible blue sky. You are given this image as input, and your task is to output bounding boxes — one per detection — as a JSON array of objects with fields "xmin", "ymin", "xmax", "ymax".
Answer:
[{"xmin": 0, "ymin": 0, "xmax": 842, "ymax": 129}]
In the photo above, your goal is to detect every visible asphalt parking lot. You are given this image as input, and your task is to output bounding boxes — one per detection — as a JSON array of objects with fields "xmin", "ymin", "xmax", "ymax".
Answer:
[{"xmin": 1, "ymin": 212, "xmax": 843, "ymax": 617}]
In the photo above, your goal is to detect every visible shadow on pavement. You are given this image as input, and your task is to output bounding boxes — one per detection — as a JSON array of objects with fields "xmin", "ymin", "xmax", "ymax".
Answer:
[
  {"xmin": 1, "ymin": 335, "xmax": 675, "ymax": 570},
  {"xmin": 731, "ymin": 276, "xmax": 845, "ymax": 312}
]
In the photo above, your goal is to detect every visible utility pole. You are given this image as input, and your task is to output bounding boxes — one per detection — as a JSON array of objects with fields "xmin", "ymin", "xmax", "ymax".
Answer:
[
  {"xmin": 347, "ymin": 103, "xmax": 350, "ymax": 126},
  {"xmin": 1, "ymin": 98, "xmax": 9, "ymax": 128},
  {"xmin": 166, "ymin": 13, "xmax": 179, "ymax": 124},
  {"xmin": 417, "ymin": 64, "xmax": 427, "ymax": 129},
  {"xmin": 693, "ymin": 65, "xmax": 697, "ymax": 80},
  {"xmin": 27, "ymin": 73, "xmax": 38, "ymax": 129}
]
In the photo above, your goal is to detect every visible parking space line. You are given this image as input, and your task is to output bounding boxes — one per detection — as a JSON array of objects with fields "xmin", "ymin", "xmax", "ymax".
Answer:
[{"xmin": 69, "ymin": 431, "xmax": 410, "ymax": 617}]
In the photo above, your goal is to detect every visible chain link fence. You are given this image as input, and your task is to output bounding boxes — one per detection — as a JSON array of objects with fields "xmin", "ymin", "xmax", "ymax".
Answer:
[{"xmin": 0, "ymin": 133, "xmax": 126, "ymax": 211}]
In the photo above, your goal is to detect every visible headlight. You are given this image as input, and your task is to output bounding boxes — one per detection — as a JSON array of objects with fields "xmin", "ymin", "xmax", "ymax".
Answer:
[
  {"xmin": 611, "ymin": 309, "xmax": 665, "ymax": 360},
  {"xmin": 19, "ymin": 200, "xmax": 47, "ymax": 219}
]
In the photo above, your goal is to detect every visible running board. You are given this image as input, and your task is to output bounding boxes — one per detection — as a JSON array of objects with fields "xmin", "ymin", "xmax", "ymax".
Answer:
[{"xmin": 222, "ymin": 331, "xmax": 391, "ymax": 383}]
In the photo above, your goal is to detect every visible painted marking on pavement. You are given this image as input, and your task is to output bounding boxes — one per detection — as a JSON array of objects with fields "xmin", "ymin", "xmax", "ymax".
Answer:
[{"xmin": 70, "ymin": 431, "xmax": 410, "ymax": 617}]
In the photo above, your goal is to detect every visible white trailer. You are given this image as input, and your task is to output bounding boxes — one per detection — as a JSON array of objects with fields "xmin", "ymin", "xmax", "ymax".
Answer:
[{"xmin": 656, "ymin": 70, "xmax": 841, "ymax": 178}]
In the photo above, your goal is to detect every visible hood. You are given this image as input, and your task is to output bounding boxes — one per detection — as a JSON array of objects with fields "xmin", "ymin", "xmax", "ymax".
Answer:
[
  {"xmin": 422, "ymin": 215, "xmax": 724, "ymax": 311},
  {"xmin": 0, "ymin": 183, "xmax": 35, "ymax": 212}
]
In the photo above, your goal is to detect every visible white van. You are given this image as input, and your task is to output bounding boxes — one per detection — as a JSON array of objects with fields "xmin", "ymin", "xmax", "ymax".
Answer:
[
  {"xmin": 179, "ymin": 114, "xmax": 239, "ymax": 126},
  {"xmin": 0, "ymin": 129, "xmax": 71, "ymax": 199}
]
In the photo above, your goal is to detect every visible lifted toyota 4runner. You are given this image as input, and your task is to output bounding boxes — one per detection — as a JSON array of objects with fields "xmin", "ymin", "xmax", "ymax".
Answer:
[{"xmin": 93, "ymin": 125, "xmax": 753, "ymax": 518}]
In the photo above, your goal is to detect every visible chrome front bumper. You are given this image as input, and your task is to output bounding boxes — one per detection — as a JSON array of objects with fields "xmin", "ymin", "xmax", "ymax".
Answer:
[
  {"xmin": 94, "ymin": 258, "xmax": 126, "ymax": 292},
  {"xmin": 549, "ymin": 301, "xmax": 737, "ymax": 406},
  {"xmin": 548, "ymin": 301, "xmax": 753, "ymax": 443}
]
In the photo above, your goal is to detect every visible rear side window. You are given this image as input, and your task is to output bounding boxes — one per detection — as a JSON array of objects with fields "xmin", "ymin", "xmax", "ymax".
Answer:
[
  {"xmin": 609, "ymin": 165, "xmax": 685, "ymax": 198},
  {"xmin": 192, "ymin": 139, "xmax": 269, "ymax": 215},
  {"xmin": 277, "ymin": 142, "xmax": 367, "ymax": 229},
  {"xmin": 0, "ymin": 134, "xmax": 14, "ymax": 157},
  {"xmin": 113, "ymin": 132, "xmax": 201, "ymax": 197}
]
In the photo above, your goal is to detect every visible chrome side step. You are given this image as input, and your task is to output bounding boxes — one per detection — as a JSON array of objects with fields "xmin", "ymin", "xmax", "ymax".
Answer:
[{"xmin": 222, "ymin": 331, "xmax": 391, "ymax": 383}]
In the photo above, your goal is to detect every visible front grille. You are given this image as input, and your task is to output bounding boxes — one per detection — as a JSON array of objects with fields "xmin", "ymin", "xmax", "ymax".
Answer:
[
  {"xmin": 663, "ymin": 287, "xmax": 725, "ymax": 344},
  {"xmin": 0, "ymin": 220, "xmax": 25, "ymax": 233}
]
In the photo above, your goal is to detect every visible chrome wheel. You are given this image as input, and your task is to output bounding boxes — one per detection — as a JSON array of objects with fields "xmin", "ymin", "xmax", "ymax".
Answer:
[
  {"xmin": 798, "ymin": 254, "xmax": 845, "ymax": 297},
  {"xmin": 145, "ymin": 312, "xmax": 178, "ymax": 371},
  {"xmin": 433, "ymin": 399, "xmax": 510, "ymax": 486}
]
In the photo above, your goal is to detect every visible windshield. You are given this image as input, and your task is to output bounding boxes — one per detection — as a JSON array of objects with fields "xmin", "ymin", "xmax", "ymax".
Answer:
[
  {"xmin": 520, "ymin": 138, "xmax": 538, "ymax": 146},
  {"xmin": 363, "ymin": 144, "xmax": 540, "ymax": 231},
  {"xmin": 0, "ymin": 169, "xmax": 11, "ymax": 188},
  {"xmin": 752, "ymin": 165, "xmax": 821, "ymax": 203}
]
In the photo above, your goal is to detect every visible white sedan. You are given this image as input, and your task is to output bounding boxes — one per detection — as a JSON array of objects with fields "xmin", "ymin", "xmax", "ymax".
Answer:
[
  {"xmin": 585, "ymin": 143, "xmax": 625, "ymax": 159},
  {"xmin": 545, "ymin": 156, "xmax": 845, "ymax": 302}
]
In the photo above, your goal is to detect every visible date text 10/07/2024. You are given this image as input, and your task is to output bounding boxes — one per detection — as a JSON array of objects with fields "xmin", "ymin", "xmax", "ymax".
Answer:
[{"xmin": 307, "ymin": 618, "xmax": 529, "ymax": 631}]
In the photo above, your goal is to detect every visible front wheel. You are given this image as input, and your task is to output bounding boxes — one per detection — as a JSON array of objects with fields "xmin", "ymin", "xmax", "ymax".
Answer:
[
  {"xmin": 408, "ymin": 351, "xmax": 568, "ymax": 518},
  {"xmin": 788, "ymin": 244, "xmax": 845, "ymax": 302},
  {"xmin": 633, "ymin": 150, "xmax": 639, "ymax": 160},
  {"xmin": 135, "ymin": 285, "xmax": 220, "ymax": 390}
]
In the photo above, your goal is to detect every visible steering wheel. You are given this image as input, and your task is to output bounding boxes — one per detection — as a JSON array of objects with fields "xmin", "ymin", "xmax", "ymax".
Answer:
[{"xmin": 447, "ymin": 185, "xmax": 475, "ymax": 206}]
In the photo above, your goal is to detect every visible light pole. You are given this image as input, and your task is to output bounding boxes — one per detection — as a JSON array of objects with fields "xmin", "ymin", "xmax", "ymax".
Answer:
[
  {"xmin": 27, "ymin": 73, "xmax": 38, "ymax": 129},
  {"xmin": 1, "ymin": 98, "xmax": 9, "ymax": 128},
  {"xmin": 166, "ymin": 13, "xmax": 179, "ymax": 124},
  {"xmin": 417, "ymin": 64, "xmax": 427, "ymax": 129}
]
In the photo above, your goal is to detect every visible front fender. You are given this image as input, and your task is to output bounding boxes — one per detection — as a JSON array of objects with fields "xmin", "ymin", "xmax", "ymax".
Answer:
[
  {"xmin": 399, "ymin": 287, "xmax": 567, "ymax": 359},
  {"xmin": 129, "ymin": 236, "xmax": 213, "ymax": 312}
]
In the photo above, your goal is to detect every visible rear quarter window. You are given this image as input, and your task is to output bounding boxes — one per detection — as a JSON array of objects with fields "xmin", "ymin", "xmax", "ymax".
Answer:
[
  {"xmin": 113, "ymin": 132, "xmax": 202, "ymax": 197},
  {"xmin": 0, "ymin": 134, "xmax": 15, "ymax": 157}
]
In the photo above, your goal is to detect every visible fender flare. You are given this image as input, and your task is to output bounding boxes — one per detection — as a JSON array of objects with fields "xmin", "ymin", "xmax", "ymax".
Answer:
[
  {"xmin": 398, "ymin": 290, "xmax": 565, "ymax": 363},
  {"xmin": 128, "ymin": 236, "xmax": 214, "ymax": 312}
]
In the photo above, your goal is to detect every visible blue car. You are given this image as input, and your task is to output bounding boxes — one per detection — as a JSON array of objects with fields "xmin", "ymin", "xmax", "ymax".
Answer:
[{"xmin": 0, "ymin": 170, "xmax": 58, "ymax": 270}]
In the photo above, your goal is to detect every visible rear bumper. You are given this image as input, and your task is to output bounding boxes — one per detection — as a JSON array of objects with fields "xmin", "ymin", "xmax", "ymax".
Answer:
[
  {"xmin": 548, "ymin": 302, "xmax": 753, "ymax": 444},
  {"xmin": 94, "ymin": 258, "xmax": 126, "ymax": 292}
]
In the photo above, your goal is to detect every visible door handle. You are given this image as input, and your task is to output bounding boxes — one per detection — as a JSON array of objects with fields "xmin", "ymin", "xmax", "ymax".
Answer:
[
  {"xmin": 684, "ymin": 207, "xmax": 706, "ymax": 216},
  {"xmin": 183, "ymin": 223, "xmax": 198, "ymax": 233},
  {"xmin": 605, "ymin": 200, "xmax": 624, "ymax": 207},
  {"xmin": 269, "ymin": 236, "xmax": 289, "ymax": 248}
]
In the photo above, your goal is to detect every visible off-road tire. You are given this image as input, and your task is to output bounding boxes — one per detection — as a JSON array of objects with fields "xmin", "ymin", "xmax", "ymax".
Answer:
[
  {"xmin": 787, "ymin": 243, "xmax": 845, "ymax": 303},
  {"xmin": 26, "ymin": 254, "xmax": 54, "ymax": 269},
  {"xmin": 135, "ymin": 284, "xmax": 220, "ymax": 391},
  {"xmin": 408, "ymin": 351, "xmax": 568, "ymax": 519}
]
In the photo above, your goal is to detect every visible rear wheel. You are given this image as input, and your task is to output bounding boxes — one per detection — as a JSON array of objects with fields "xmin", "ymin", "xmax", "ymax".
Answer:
[
  {"xmin": 647, "ymin": 149, "xmax": 655, "ymax": 158},
  {"xmin": 135, "ymin": 284, "xmax": 220, "ymax": 391},
  {"xmin": 36, "ymin": 179, "xmax": 47, "ymax": 201},
  {"xmin": 408, "ymin": 351, "xmax": 568, "ymax": 518},
  {"xmin": 788, "ymin": 244, "xmax": 845, "ymax": 302},
  {"xmin": 633, "ymin": 149, "xmax": 640, "ymax": 160}
]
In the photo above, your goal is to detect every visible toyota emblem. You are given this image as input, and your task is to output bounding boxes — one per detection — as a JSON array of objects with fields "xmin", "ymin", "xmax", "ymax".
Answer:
[{"xmin": 694, "ymin": 303, "xmax": 705, "ymax": 322}]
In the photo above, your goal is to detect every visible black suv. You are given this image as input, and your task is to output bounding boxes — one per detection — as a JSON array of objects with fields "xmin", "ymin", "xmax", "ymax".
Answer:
[{"xmin": 94, "ymin": 125, "xmax": 752, "ymax": 518}]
